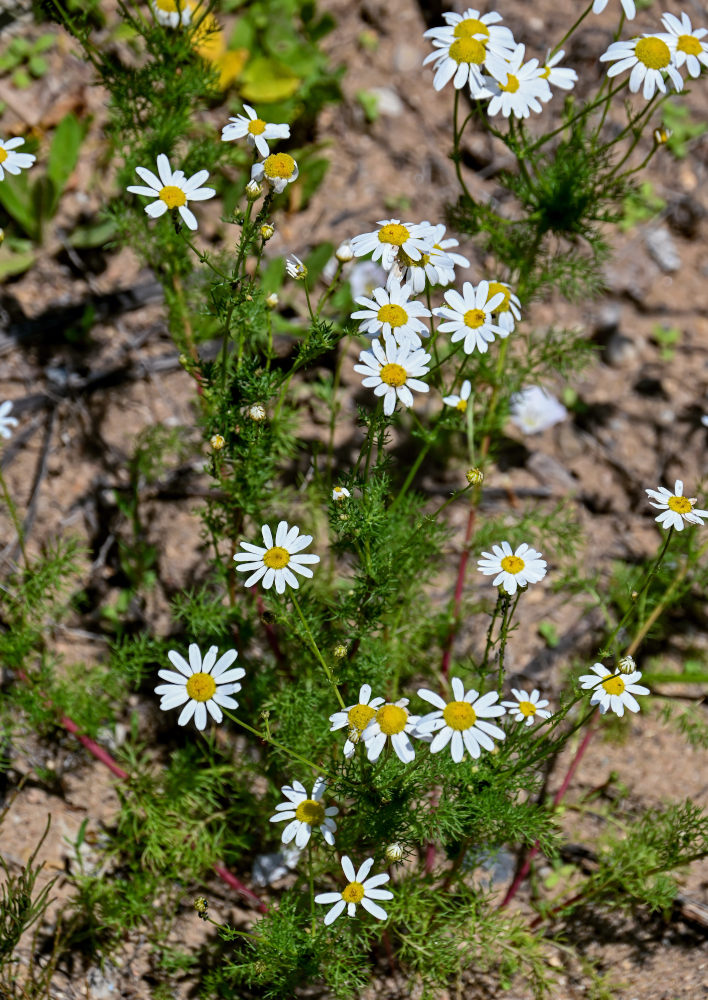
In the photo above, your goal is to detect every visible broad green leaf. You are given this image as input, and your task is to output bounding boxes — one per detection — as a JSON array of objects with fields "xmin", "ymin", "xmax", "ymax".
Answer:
[
  {"xmin": 0, "ymin": 246, "xmax": 36, "ymax": 279},
  {"xmin": 47, "ymin": 112, "xmax": 87, "ymax": 216},
  {"xmin": 239, "ymin": 56, "xmax": 300, "ymax": 103},
  {"xmin": 0, "ymin": 172, "xmax": 38, "ymax": 239}
]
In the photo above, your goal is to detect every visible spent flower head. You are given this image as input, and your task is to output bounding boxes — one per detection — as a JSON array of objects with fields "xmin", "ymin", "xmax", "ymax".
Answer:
[
  {"xmin": 286, "ymin": 254, "xmax": 308, "ymax": 280},
  {"xmin": 251, "ymin": 152, "xmax": 299, "ymax": 193}
]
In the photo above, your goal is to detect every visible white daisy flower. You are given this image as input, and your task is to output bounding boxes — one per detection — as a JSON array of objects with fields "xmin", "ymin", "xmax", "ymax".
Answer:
[
  {"xmin": 645, "ymin": 479, "xmax": 708, "ymax": 531},
  {"xmin": 361, "ymin": 699, "xmax": 420, "ymax": 763},
  {"xmin": 509, "ymin": 386, "xmax": 567, "ymax": 435},
  {"xmin": 388, "ymin": 222, "xmax": 469, "ymax": 293},
  {"xmin": 285, "ymin": 254, "xmax": 308, "ymax": 280},
  {"xmin": 423, "ymin": 8, "xmax": 516, "ymax": 92},
  {"xmin": 351, "ymin": 278, "xmax": 431, "ymax": 347},
  {"xmin": 353, "ymin": 332, "xmax": 431, "ymax": 417},
  {"xmin": 486, "ymin": 44, "xmax": 551, "ymax": 118},
  {"xmin": 443, "ymin": 379, "xmax": 472, "ymax": 413},
  {"xmin": 592, "ymin": 0, "xmax": 636, "ymax": 19},
  {"xmin": 154, "ymin": 643, "xmax": 244, "ymax": 731},
  {"xmin": 251, "ymin": 152, "xmax": 299, "ymax": 194},
  {"xmin": 579, "ymin": 663, "xmax": 649, "ymax": 717},
  {"xmin": 416, "ymin": 677, "xmax": 506, "ymax": 762},
  {"xmin": 269, "ymin": 777, "xmax": 338, "ymax": 848},
  {"xmin": 332, "ymin": 486, "xmax": 351, "ymax": 502},
  {"xmin": 221, "ymin": 104, "xmax": 290, "ymax": 158},
  {"xmin": 127, "ymin": 154, "xmax": 215, "ymax": 231},
  {"xmin": 150, "ymin": 0, "xmax": 194, "ymax": 27},
  {"xmin": 252, "ymin": 844, "xmax": 301, "ymax": 886},
  {"xmin": 541, "ymin": 50, "xmax": 578, "ymax": 92},
  {"xmin": 485, "ymin": 280, "xmax": 521, "ymax": 334},
  {"xmin": 329, "ymin": 684, "xmax": 385, "ymax": 758},
  {"xmin": 501, "ymin": 688, "xmax": 551, "ymax": 726},
  {"xmin": 0, "ymin": 137, "xmax": 36, "ymax": 181},
  {"xmin": 660, "ymin": 12, "xmax": 708, "ymax": 78},
  {"xmin": 315, "ymin": 856, "xmax": 392, "ymax": 925},
  {"xmin": 350, "ymin": 219, "xmax": 435, "ymax": 272},
  {"xmin": 233, "ymin": 521, "xmax": 320, "ymax": 594},
  {"xmin": 600, "ymin": 35, "xmax": 683, "ymax": 100},
  {"xmin": 0, "ymin": 400, "xmax": 19, "ymax": 439},
  {"xmin": 435, "ymin": 280, "xmax": 506, "ymax": 355},
  {"xmin": 477, "ymin": 541, "xmax": 547, "ymax": 596}
]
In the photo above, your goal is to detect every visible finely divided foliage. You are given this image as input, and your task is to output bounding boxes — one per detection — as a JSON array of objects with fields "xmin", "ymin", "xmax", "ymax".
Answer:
[{"xmin": 2, "ymin": 2, "xmax": 708, "ymax": 999}]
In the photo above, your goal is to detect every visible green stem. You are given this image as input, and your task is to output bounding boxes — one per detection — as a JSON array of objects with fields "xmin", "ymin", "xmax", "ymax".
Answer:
[
  {"xmin": 290, "ymin": 594, "xmax": 345, "ymax": 709},
  {"xmin": 525, "ymin": 80, "xmax": 627, "ymax": 156},
  {"xmin": 308, "ymin": 842, "xmax": 316, "ymax": 934},
  {"xmin": 180, "ymin": 232, "xmax": 230, "ymax": 279},
  {"xmin": 316, "ymin": 262, "xmax": 343, "ymax": 318},
  {"xmin": 452, "ymin": 88, "xmax": 475, "ymax": 203},
  {"xmin": 0, "ymin": 465, "xmax": 27, "ymax": 566},
  {"xmin": 390, "ymin": 441, "xmax": 431, "ymax": 512},
  {"xmin": 550, "ymin": 1, "xmax": 594, "ymax": 59},
  {"xmin": 222, "ymin": 709, "xmax": 335, "ymax": 778},
  {"xmin": 481, "ymin": 590, "xmax": 504, "ymax": 674}
]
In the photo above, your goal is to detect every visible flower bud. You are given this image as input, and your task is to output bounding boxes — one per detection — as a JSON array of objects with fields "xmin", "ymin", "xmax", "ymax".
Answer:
[
  {"xmin": 466, "ymin": 467, "xmax": 484, "ymax": 485},
  {"xmin": 617, "ymin": 655, "xmax": 636, "ymax": 675},
  {"xmin": 210, "ymin": 433, "xmax": 225, "ymax": 451},
  {"xmin": 332, "ymin": 486, "xmax": 351, "ymax": 502},
  {"xmin": 385, "ymin": 843, "xmax": 404, "ymax": 863},
  {"xmin": 260, "ymin": 223, "xmax": 275, "ymax": 241},
  {"xmin": 246, "ymin": 179, "xmax": 262, "ymax": 200},
  {"xmin": 335, "ymin": 240, "xmax": 354, "ymax": 263},
  {"xmin": 653, "ymin": 127, "xmax": 672, "ymax": 145},
  {"xmin": 265, "ymin": 292, "xmax": 279, "ymax": 309},
  {"xmin": 333, "ymin": 643, "xmax": 348, "ymax": 659},
  {"xmin": 194, "ymin": 896, "xmax": 209, "ymax": 919},
  {"xmin": 247, "ymin": 403, "xmax": 267, "ymax": 422}
]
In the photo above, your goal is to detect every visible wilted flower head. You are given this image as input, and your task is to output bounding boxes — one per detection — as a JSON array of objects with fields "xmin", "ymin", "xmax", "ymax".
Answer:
[
  {"xmin": 286, "ymin": 255, "xmax": 308, "ymax": 280},
  {"xmin": 210, "ymin": 433, "xmax": 226, "ymax": 450}
]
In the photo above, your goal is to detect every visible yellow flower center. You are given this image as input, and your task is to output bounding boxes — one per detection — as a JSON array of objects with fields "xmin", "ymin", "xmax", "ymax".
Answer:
[
  {"xmin": 454, "ymin": 17, "xmax": 489, "ymax": 39},
  {"xmin": 186, "ymin": 672, "xmax": 217, "ymax": 702},
  {"xmin": 635, "ymin": 37, "xmax": 671, "ymax": 70},
  {"xmin": 602, "ymin": 675, "xmax": 625, "ymax": 696},
  {"xmin": 463, "ymin": 308, "xmax": 487, "ymax": 329},
  {"xmin": 500, "ymin": 555, "xmax": 525, "ymax": 574},
  {"xmin": 0, "ymin": 148, "xmax": 7, "ymax": 165},
  {"xmin": 518, "ymin": 700, "xmax": 536, "ymax": 718},
  {"xmin": 263, "ymin": 545, "xmax": 290, "ymax": 569},
  {"xmin": 377, "ymin": 303, "xmax": 408, "ymax": 328},
  {"xmin": 677, "ymin": 34, "xmax": 702, "ymax": 56},
  {"xmin": 376, "ymin": 704, "xmax": 408, "ymax": 735},
  {"xmin": 295, "ymin": 799, "xmax": 325, "ymax": 825},
  {"xmin": 487, "ymin": 281, "xmax": 511, "ymax": 312},
  {"xmin": 264, "ymin": 152, "xmax": 296, "ymax": 179},
  {"xmin": 348, "ymin": 703, "xmax": 376, "ymax": 731},
  {"xmin": 378, "ymin": 223, "xmax": 410, "ymax": 247},
  {"xmin": 156, "ymin": 0, "xmax": 183, "ymax": 10},
  {"xmin": 341, "ymin": 881, "xmax": 365, "ymax": 904},
  {"xmin": 379, "ymin": 363, "xmax": 407, "ymax": 388},
  {"xmin": 500, "ymin": 74, "xmax": 520, "ymax": 93},
  {"xmin": 456, "ymin": 399, "xmax": 467, "ymax": 412},
  {"xmin": 668, "ymin": 495, "xmax": 692, "ymax": 514},
  {"xmin": 442, "ymin": 700, "xmax": 476, "ymax": 730},
  {"xmin": 247, "ymin": 118, "xmax": 267, "ymax": 135},
  {"xmin": 540, "ymin": 66, "xmax": 551, "ymax": 79},
  {"xmin": 159, "ymin": 185, "xmax": 187, "ymax": 208},
  {"xmin": 449, "ymin": 37, "xmax": 486, "ymax": 65}
]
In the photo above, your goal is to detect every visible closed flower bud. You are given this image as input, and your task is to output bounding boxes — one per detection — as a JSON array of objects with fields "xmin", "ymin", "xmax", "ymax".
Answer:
[
  {"xmin": 260, "ymin": 223, "xmax": 275, "ymax": 240},
  {"xmin": 335, "ymin": 240, "xmax": 354, "ymax": 263},
  {"xmin": 466, "ymin": 467, "xmax": 484, "ymax": 485},
  {"xmin": 265, "ymin": 292, "xmax": 279, "ymax": 309},
  {"xmin": 333, "ymin": 643, "xmax": 348, "ymax": 659},
  {"xmin": 385, "ymin": 843, "xmax": 404, "ymax": 863},
  {"xmin": 194, "ymin": 896, "xmax": 209, "ymax": 918},
  {"xmin": 210, "ymin": 434, "xmax": 225, "ymax": 451},
  {"xmin": 247, "ymin": 403, "xmax": 267, "ymax": 422},
  {"xmin": 617, "ymin": 655, "xmax": 636, "ymax": 675},
  {"xmin": 246, "ymin": 179, "xmax": 262, "ymax": 200}
]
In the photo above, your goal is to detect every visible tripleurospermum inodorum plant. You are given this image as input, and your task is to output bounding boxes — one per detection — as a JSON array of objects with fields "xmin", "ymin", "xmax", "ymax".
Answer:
[{"xmin": 2, "ymin": 1, "xmax": 708, "ymax": 997}]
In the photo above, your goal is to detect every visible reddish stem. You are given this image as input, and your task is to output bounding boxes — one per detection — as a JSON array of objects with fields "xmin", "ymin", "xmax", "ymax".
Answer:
[
  {"xmin": 214, "ymin": 864, "xmax": 267, "ymax": 912},
  {"xmin": 499, "ymin": 711, "xmax": 598, "ymax": 909},
  {"xmin": 441, "ymin": 505, "xmax": 477, "ymax": 679}
]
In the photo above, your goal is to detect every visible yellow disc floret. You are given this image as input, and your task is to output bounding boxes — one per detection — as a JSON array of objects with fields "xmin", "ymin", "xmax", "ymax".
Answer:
[
  {"xmin": 635, "ymin": 37, "xmax": 671, "ymax": 69},
  {"xmin": 378, "ymin": 223, "xmax": 410, "ymax": 247},
  {"xmin": 501, "ymin": 555, "xmax": 525, "ymax": 574},
  {"xmin": 518, "ymin": 700, "xmax": 536, "ymax": 718},
  {"xmin": 186, "ymin": 672, "xmax": 217, "ymax": 702},
  {"xmin": 341, "ymin": 881, "xmax": 365, "ymax": 904},
  {"xmin": 295, "ymin": 799, "xmax": 325, "ymax": 826},
  {"xmin": 0, "ymin": 148, "xmax": 7, "ymax": 165},
  {"xmin": 454, "ymin": 17, "xmax": 490, "ymax": 39},
  {"xmin": 377, "ymin": 304, "xmax": 408, "ymax": 328},
  {"xmin": 677, "ymin": 35, "xmax": 702, "ymax": 56},
  {"xmin": 442, "ymin": 700, "xmax": 476, "ymax": 730},
  {"xmin": 263, "ymin": 546, "xmax": 290, "ymax": 569},
  {"xmin": 500, "ymin": 74, "xmax": 520, "ymax": 93},
  {"xmin": 668, "ymin": 495, "xmax": 692, "ymax": 514},
  {"xmin": 248, "ymin": 118, "xmax": 267, "ymax": 135},
  {"xmin": 264, "ymin": 153, "xmax": 296, "ymax": 179},
  {"xmin": 159, "ymin": 185, "xmax": 187, "ymax": 208},
  {"xmin": 348, "ymin": 703, "xmax": 376, "ymax": 731},
  {"xmin": 487, "ymin": 281, "xmax": 511, "ymax": 312},
  {"xmin": 376, "ymin": 704, "xmax": 408, "ymax": 735},
  {"xmin": 449, "ymin": 37, "xmax": 486, "ymax": 65},
  {"xmin": 380, "ymin": 363, "xmax": 407, "ymax": 388},
  {"xmin": 602, "ymin": 675, "xmax": 625, "ymax": 696},
  {"xmin": 463, "ymin": 308, "xmax": 487, "ymax": 329},
  {"xmin": 456, "ymin": 399, "xmax": 467, "ymax": 412}
]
